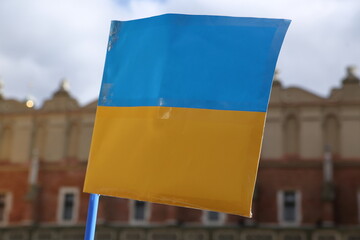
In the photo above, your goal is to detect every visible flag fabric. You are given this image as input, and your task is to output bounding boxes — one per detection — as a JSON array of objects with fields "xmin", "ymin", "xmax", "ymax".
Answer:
[{"xmin": 84, "ymin": 13, "xmax": 290, "ymax": 217}]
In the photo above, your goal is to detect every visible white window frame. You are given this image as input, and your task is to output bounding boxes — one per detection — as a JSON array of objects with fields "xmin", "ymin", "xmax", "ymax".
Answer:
[
  {"xmin": 277, "ymin": 190, "xmax": 301, "ymax": 226},
  {"xmin": 0, "ymin": 191, "xmax": 12, "ymax": 226},
  {"xmin": 57, "ymin": 187, "xmax": 79, "ymax": 225},
  {"xmin": 129, "ymin": 200, "xmax": 151, "ymax": 225},
  {"xmin": 202, "ymin": 210, "xmax": 226, "ymax": 226}
]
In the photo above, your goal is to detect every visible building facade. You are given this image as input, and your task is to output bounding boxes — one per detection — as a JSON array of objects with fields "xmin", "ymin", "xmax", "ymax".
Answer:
[{"xmin": 0, "ymin": 67, "xmax": 359, "ymax": 240}]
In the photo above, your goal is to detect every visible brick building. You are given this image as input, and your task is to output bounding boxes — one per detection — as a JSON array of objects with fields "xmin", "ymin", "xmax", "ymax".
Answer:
[{"xmin": 0, "ymin": 67, "xmax": 359, "ymax": 240}]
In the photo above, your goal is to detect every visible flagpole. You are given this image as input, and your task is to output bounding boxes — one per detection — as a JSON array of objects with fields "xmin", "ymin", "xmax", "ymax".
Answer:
[{"xmin": 84, "ymin": 194, "xmax": 100, "ymax": 240}]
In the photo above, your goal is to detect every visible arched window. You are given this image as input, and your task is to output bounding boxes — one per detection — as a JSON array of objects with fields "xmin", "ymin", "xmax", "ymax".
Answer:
[
  {"xmin": 77, "ymin": 121, "xmax": 94, "ymax": 161},
  {"xmin": 0, "ymin": 126, "xmax": 13, "ymax": 161},
  {"xmin": 323, "ymin": 115, "xmax": 340, "ymax": 154},
  {"xmin": 66, "ymin": 120, "xmax": 80, "ymax": 158},
  {"xmin": 284, "ymin": 115, "xmax": 299, "ymax": 155},
  {"xmin": 34, "ymin": 124, "xmax": 46, "ymax": 160}
]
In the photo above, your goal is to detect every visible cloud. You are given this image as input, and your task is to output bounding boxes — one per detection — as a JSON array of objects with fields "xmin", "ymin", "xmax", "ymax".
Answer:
[
  {"xmin": 160, "ymin": 0, "xmax": 360, "ymax": 96},
  {"xmin": 0, "ymin": 0, "xmax": 165, "ymax": 105},
  {"xmin": 0, "ymin": 0, "xmax": 359, "ymax": 106}
]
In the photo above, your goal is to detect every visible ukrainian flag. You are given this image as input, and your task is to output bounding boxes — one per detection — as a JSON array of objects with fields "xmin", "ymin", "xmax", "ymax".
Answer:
[{"xmin": 84, "ymin": 14, "xmax": 290, "ymax": 217}]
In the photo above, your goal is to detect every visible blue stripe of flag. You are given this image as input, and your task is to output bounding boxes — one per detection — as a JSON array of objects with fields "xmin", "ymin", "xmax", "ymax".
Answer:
[{"xmin": 98, "ymin": 14, "xmax": 290, "ymax": 112}]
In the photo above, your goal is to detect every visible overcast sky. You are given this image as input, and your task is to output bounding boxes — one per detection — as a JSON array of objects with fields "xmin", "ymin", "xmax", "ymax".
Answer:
[{"xmin": 0, "ymin": 0, "xmax": 359, "ymax": 106}]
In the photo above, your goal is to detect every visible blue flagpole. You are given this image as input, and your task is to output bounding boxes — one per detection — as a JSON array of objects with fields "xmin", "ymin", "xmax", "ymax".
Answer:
[{"xmin": 84, "ymin": 194, "xmax": 100, "ymax": 240}]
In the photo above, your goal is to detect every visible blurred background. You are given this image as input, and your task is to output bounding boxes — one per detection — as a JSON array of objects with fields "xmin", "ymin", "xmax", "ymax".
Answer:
[{"xmin": 0, "ymin": 0, "xmax": 359, "ymax": 240}]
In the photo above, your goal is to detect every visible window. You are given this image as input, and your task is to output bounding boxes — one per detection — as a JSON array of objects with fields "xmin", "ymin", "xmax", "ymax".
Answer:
[
  {"xmin": 277, "ymin": 190, "xmax": 301, "ymax": 226},
  {"xmin": 284, "ymin": 115, "xmax": 299, "ymax": 155},
  {"xmin": 130, "ymin": 200, "xmax": 150, "ymax": 225},
  {"xmin": 323, "ymin": 115, "xmax": 340, "ymax": 155},
  {"xmin": 0, "ymin": 192, "xmax": 11, "ymax": 225},
  {"xmin": 66, "ymin": 121, "xmax": 80, "ymax": 159},
  {"xmin": 57, "ymin": 187, "xmax": 79, "ymax": 224},
  {"xmin": 35, "ymin": 124, "xmax": 46, "ymax": 160},
  {"xmin": 202, "ymin": 210, "xmax": 226, "ymax": 226}
]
